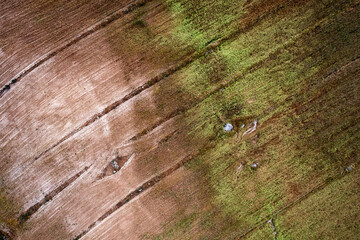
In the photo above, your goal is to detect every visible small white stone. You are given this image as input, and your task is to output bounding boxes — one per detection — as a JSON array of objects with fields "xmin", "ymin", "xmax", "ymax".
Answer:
[{"xmin": 224, "ymin": 123, "xmax": 234, "ymax": 132}]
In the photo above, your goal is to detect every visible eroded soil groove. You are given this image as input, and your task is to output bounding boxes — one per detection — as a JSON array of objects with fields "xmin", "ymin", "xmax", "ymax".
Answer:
[
  {"xmin": 18, "ymin": 166, "xmax": 90, "ymax": 224},
  {"xmin": 27, "ymin": 0, "xmax": 302, "ymax": 167},
  {"xmin": 0, "ymin": 0, "xmax": 152, "ymax": 99},
  {"xmin": 74, "ymin": 153, "xmax": 197, "ymax": 239}
]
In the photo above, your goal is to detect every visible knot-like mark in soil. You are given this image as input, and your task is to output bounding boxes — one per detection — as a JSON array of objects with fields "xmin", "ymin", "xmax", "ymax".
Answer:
[{"xmin": 96, "ymin": 154, "xmax": 134, "ymax": 180}]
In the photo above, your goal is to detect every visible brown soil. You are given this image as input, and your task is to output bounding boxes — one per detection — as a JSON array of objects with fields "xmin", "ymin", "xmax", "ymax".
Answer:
[{"xmin": 1, "ymin": 0, "xmax": 359, "ymax": 239}]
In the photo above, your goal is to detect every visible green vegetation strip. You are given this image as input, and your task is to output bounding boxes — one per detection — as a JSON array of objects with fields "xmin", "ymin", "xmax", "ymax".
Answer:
[
  {"xmin": 146, "ymin": 0, "xmax": 360, "ymax": 239},
  {"xmin": 245, "ymin": 167, "xmax": 359, "ymax": 239}
]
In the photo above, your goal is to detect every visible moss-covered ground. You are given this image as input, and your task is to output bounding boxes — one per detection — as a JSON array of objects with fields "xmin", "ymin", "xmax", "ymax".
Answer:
[{"xmin": 141, "ymin": 0, "xmax": 360, "ymax": 239}]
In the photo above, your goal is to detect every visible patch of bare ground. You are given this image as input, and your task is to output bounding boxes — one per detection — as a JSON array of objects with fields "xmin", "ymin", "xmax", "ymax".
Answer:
[
  {"xmin": 74, "ymin": 153, "xmax": 197, "ymax": 239},
  {"xmin": 0, "ymin": 0, "xmax": 194, "ymax": 179},
  {"xmin": 0, "ymin": 224, "xmax": 15, "ymax": 240},
  {"xmin": 19, "ymin": 166, "xmax": 90, "ymax": 224},
  {"xmin": 81, "ymin": 155, "xmax": 214, "ymax": 240},
  {"xmin": 0, "ymin": 0, "xmax": 151, "ymax": 91},
  {"xmin": 14, "ymin": 119, "xmax": 207, "ymax": 239}
]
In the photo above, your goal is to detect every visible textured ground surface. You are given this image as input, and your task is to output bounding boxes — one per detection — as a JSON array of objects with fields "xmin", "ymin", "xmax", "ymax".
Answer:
[{"xmin": 0, "ymin": 0, "xmax": 359, "ymax": 239}]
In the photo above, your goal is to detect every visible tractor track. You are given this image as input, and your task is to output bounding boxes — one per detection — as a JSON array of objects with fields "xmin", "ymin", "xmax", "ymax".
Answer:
[
  {"xmin": 18, "ymin": 166, "xmax": 90, "ymax": 224},
  {"xmin": 1, "ymin": 1, "xmax": 358, "ymax": 239}
]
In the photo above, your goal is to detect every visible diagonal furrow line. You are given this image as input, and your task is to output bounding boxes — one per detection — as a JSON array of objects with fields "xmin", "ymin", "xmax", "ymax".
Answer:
[
  {"xmin": 128, "ymin": 108, "xmax": 186, "ymax": 142},
  {"xmin": 0, "ymin": 0, "xmax": 153, "ymax": 99},
  {"xmin": 74, "ymin": 152, "xmax": 199, "ymax": 240},
  {"xmin": 18, "ymin": 166, "xmax": 91, "ymax": 224},
  {"xmin": 25, "ymin": 0, "xmax": 296, "ymax": 167}
]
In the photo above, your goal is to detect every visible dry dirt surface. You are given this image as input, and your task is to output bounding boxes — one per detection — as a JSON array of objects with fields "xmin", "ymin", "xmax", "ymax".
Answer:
[{"xmin": 1, "ymin": 0, "xmax": 360, "ymax": 239}]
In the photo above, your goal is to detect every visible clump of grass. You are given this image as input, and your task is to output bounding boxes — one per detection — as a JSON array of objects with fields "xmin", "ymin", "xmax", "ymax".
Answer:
[{"xmin": 0, "ymin": 186, "xmax": 20, "ymax": 235}]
